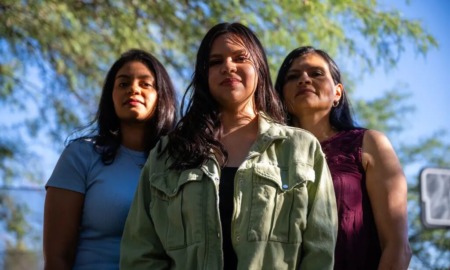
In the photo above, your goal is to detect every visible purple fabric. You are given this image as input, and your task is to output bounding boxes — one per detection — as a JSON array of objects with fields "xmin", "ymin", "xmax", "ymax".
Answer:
[{"xmin": 321, "ymin": 129, "xmax": 381, "ymax": 270}]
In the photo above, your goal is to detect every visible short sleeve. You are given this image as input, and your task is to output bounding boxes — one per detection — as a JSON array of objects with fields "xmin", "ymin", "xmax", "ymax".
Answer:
[{"xmin": 46, "ymin": 139, "xmax": 95, "ymax": 194}]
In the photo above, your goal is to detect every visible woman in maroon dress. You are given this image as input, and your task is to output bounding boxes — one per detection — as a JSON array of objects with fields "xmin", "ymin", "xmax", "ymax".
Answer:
[{"xmin": 275, "ymin": 46, "xmax": 412, "ymax": 270}]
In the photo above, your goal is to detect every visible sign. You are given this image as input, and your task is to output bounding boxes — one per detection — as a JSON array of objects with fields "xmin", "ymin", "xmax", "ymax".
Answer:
[{"xmin": 420, "ymin": 167, "xmax": 450, "ymax": 228}]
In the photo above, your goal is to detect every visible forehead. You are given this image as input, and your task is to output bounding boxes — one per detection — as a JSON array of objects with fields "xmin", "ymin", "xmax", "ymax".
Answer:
[
  {"xmin": 288, "ymin": 52, "xmax": 329, "ymax": 70},
  {"xmin": 116, "ymin": 61, "xmax": 154, "ymax": 78},
  {"xmin": 210, "ymin": 34, "xmax": 247, "ymax": 55}
]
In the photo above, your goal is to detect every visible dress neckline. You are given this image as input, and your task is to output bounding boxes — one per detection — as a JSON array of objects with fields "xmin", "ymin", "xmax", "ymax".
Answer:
[{"xmin": 320, "ymin": 130, "xmax": 345, "ymax": 145}]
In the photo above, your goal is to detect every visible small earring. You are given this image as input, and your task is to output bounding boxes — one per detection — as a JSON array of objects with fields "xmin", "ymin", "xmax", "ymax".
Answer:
[{"xmin": 332, "ymin": 100, "xmax": 339, "ymax": 107}]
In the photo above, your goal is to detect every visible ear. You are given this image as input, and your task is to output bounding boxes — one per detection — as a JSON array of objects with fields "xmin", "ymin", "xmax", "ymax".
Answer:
[{"xmin": 334, "ymin": 83, "xmax": 343, "ymax": 102}]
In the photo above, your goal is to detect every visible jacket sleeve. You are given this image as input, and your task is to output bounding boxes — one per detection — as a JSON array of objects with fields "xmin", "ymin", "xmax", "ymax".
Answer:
[
  {"xmin": 120, "ymin": 144, "xmax": 171, "ymax": 270},
  {"xmin": 299, "ymin": 141, "xmax": 338, "ymax": 270}
]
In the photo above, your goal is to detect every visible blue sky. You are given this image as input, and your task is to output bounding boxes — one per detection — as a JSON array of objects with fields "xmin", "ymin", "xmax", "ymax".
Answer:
[{"xmin": 357, "ymin": 0, "xmax": 449, "ymax": 145}]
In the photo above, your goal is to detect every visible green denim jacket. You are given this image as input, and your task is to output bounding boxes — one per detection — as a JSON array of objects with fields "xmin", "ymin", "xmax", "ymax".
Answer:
[{"xmin": 120, "ymin": 113, "xmax": 337, "ymax": 270}]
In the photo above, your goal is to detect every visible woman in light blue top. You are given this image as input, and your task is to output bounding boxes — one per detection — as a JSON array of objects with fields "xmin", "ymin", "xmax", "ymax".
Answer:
[{"xmin": 43, "ymin": 49, "xmax": 177, "ymax": 270}]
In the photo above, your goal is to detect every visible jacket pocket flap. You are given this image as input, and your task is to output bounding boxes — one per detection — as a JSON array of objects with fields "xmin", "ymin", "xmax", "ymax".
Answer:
[{"xmin": 254, "ymin": 163, "xmax": 315, "ymax": 191}]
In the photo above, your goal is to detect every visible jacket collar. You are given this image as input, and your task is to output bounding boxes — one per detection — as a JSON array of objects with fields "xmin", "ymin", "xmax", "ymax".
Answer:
[
  {"xmin": 203, "ymin": 112, "xmax": 288, "ymax": 175},
  {"xmin": 248, "ymin": 112, "xmax": 287, "ymax": 157}
]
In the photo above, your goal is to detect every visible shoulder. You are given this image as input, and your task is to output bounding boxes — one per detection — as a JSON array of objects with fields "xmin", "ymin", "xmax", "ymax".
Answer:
[
  {"xmin": 362, "ymin": 129, "xmax": 398, "ymax": 168},
  {"xmin": 147, "ymin": 136, "xmax": 171, "ymax": 165},
  {"xmin": 47, "ymin": 138, "xmax": 98, "ymax": 192},
  {"xmin": 279, "ymin": 125, "xmax": 322, "ymax": 153},
  {"xmin": 69, "ymin": 137, "xmax": 95, "ymax": 145},
  {"xmin": 150, "ymin": 136, "xmax": 169, "ymax": 155},
  {"xmin": 62, "ymin": 138, "xmax": 100, "ymax": 164},
  {"xmin": 362, "ymin": 129, "xmax": 392, "ymax": 152},
  {"xmin": 268, "ymin": 121, "xmax": 319, "ymax": 142},
  {"xmin": 63, "ymin": 137, "xmax": 95, "ymax": 153},
  {"xmin": 259, "ymin": 112, "xmax": 318, "ymax": 142},
  {"xmin": 54, "ymin": 138, "xmax": 100, "ymax": 170},
  {"xmin": 265, "ymin": 122, "xmax": 325, "ymax": 163}
]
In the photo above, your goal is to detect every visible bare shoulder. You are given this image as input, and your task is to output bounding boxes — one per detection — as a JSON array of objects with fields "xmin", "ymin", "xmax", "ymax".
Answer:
[
  {"xmin": 362, "ymin": 129, "xmax": 395, "ymax": 152},
  {"xmin": 362, "ymin": 129, "xmax": 398, "ymax": 170},
  {"xmin": 363, "ymin": 129, "xmax": 391, "ymax": 147}
]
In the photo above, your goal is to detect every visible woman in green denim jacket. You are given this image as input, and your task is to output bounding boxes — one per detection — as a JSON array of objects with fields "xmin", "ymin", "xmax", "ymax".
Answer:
[{"xmin": 120, "ymin": 22, "xmax": 338, "ymax": 270}]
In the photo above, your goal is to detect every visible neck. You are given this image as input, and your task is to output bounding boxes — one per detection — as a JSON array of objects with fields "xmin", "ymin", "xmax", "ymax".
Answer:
[
  {"xmin": 219, "ymin": 113, "xmax": 259, "ymax": 167},
  {"xmin": 293, "ymin": 112, "xmax": 336, "ymax": 142},
  {"xmin": 119, "ymin": 122, "xmax": 147, "ymax": 151},
  {"xmin": 220, "ymin": 109, "xmax": 258, "ymax": 135}
]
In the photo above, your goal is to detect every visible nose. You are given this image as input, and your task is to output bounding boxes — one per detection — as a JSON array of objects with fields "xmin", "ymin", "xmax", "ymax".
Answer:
[
  {"xmin": 221, "ymin": 58, "xmax": 237, "ymax": 74},
  {"xmin": 297, "ymin": 72, "xmax": 311, "ymax": 85},
  {"xmin": 127, "ymin": 81, "xmax": 140, "ymax": 94}
]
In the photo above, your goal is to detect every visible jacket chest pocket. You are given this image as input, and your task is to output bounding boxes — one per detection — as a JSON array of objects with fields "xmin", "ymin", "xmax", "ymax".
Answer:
[
  {"xmin": 149, "ymin": 169, "xmax": 205, "ymax": 250},
  {"xmin": 247, "ymin": 163, "xmax": 315, "ymax": 244}
]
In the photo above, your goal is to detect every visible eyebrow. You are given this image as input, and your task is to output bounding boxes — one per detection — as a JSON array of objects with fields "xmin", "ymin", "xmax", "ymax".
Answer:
[
  {"xmin": 209, "ymin": 49, "xmax": 248, "ymax": 58},
  {"xmin": 115, "ymin": 74, "xmax": 154, "ymax": 80},
  {"xmin": 287, "ymin": 65, "xmax": 326, "ymax": 72},
  {"xmin": 286, "ymin": 68, "xmax": 301, "ymax": 75}
]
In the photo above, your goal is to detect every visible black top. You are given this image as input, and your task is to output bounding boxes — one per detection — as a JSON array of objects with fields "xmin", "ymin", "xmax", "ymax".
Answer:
[{"xmin": 219, "ymin": 167, "xmax": 238, "ymax": 269}]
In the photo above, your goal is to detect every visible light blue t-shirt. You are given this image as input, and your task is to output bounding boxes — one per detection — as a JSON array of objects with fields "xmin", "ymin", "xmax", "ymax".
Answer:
[{"xmin": 46, "ymin": 139, "xmax": 147, "ymax": 270}]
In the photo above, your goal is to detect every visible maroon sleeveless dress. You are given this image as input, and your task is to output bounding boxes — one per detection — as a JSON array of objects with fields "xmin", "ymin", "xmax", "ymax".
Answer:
[{"xmin": 320, "ymin": 129, "xmax": 381, "ymax": 270}]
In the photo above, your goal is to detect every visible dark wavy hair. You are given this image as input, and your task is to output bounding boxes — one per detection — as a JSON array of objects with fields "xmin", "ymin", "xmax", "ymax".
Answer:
[
  {"xmin": 274, "ymin": 46, "xmax": 357, "ymax": 131},
  {"xmin": 73, "ymin": 49, "xmax": 177, "ymax": 164},
  {"xmin": 166, "ymin": 22, "xmax": 284, "ymax": 170}
]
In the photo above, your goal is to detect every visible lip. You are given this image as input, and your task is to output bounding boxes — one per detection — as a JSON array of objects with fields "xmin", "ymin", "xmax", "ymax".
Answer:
[
  {"xmin": 123, "ymin": 98, "xmax": 144, "ymax": 106},
  {"xmin": 295, "ymin": 87, "xmax": 315, "ymax": 97},
  {"xmin": 220, "ymin": 77, "xmax": 241, "ymax": 86}
]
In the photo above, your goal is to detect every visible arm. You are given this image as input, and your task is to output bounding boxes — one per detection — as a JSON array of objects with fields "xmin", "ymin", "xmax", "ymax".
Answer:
[
  {"xmin": 299, "ymin": 144, "xmax": 338, "ymax": 270},
  {"xmin": 43, "ymin": 187, "xmax": 84, "ymax": 270},
  {"xmin": 120, "ymin": 146, "xmax": 170, "ymax": 269},
  {"xmin": 362, "ymin": 130, "xmax": 412, "ymax": 270}
]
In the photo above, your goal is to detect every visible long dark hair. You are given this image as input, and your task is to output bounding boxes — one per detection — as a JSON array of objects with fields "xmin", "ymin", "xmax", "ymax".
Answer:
[
  {"xmin": 274, "ymin": 46, "xmax": 357, "ymax": 131},
  {"xmin": 73, "ymin": 49, "xmax": 177, "ymax": 164},
  {"xmin": 167, "ymin": 22, "xmax": 284, "ymax": 170}
]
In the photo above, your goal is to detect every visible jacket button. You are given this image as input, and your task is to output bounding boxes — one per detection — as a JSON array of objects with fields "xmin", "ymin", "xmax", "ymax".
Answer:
[{"xmin": 217, "ymin": 233, "xmax": 220, "ymax": 238}]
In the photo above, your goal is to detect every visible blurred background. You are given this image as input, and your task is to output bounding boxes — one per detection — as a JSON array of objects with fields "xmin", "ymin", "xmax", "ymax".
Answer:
[{"xmin": 1, "ymin": 0, "xmax": 449, "ymax": 269}]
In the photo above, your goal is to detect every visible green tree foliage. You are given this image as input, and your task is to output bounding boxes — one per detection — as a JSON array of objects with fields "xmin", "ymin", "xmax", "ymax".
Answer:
[
  {"xmin": 1, "ymin": 189, "xmax": 44, "ymax": 269},
  {"xmin": 0, "ymin": 0, "xmax": 448, "ymax": 268}
]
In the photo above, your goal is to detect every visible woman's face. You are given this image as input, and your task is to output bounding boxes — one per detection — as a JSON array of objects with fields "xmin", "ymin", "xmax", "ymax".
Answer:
[
  {"xmin": 112, "ymin": 61, "xmax": 158, "ymax": 124},
  {"xmin": 282, "ymin": 52, "xmax": 342, "ymax": 118},
  {"xmin": 208, "ymin": 34, "xmax": 258, "ymax": 113}
]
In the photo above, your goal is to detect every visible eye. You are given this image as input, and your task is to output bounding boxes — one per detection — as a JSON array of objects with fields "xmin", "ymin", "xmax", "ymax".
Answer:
[
  {"xmin": 118, "ymin": 82, "xmax": 129, "ymax": 88},
  {"xmin": 140, "ymin": 82, "xmax": 154, "ymax": 89},
  {"xmin": 235, "ymin": 54, "xmax": 249, "ymax": 62},
  {"xmin": 285, "ymin": 73, "xmax": 299, "ymax": 81},
  {"xmin": 310, "ymin": 70, "xmax": 324, "ymax": 77},
  {"xmin": 208, "ymin": 59, "xmax": 222, "ymax": 66}
]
